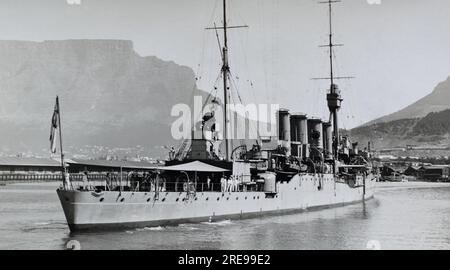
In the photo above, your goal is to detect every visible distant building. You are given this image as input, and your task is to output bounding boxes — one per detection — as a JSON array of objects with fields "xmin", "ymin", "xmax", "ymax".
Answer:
[
  {"xmin": 0, "ymin": 157, "xmax": 62, "ymax": 174},
  {"xmin": 0, "ymin": 157, "xmax": 161, "ymax": 182},
  {"xmin": 403, "ymin": 166, "xmax": 420, "ymax": 177},
  {"xmin": 421, "ymin": 165, "xmax": 449, "ymax": 182},
  {"xmin": 380, "ymin": 165, "xmax": 405, "ymax": 181},
  {"xmin": 378, "ymin": 155, "xmax": 397, "ymax": 161},
  {"xmin": 0, "ymin": 157, "xmax": 63, "ymax": 181},
  {"xmin": 66, "ymin": 158, "xmax": 160, "ymax": 173}
]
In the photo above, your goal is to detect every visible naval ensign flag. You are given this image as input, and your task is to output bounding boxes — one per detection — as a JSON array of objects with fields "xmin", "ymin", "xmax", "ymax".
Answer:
[{"xmin": 49, "ymin": 97, "xmax": 60, "ymax": 154}]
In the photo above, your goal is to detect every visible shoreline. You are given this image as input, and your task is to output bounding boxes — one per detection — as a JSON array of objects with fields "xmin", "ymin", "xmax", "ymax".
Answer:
[
  {"xmin": 375, "ymin": 181, "xmax": 450, "ymax": 189},
  {"xmin": 2, "ymin": 180, "xmax": 449, "ymax": 189}
]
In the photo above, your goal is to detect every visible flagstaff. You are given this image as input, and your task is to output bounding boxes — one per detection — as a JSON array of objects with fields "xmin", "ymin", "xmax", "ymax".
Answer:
[
  {"xmin": 50, "ymin": 95, "xmax": 69, "ymax": 189},
  {"xmin": 56, "ymin": 96, "xmax": 65, "ymax": 174}
]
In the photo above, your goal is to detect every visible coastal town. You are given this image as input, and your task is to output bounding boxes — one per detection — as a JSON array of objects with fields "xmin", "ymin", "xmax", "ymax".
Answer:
[{"xmin": 1, "ymin": 145, "xmax": 449, "ymax": 184}]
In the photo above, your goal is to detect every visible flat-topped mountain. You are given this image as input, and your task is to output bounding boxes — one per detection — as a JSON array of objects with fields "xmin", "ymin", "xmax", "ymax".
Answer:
[{"xmin": 0, "ymin": 39, "xmax": 205, "ymax": 157}]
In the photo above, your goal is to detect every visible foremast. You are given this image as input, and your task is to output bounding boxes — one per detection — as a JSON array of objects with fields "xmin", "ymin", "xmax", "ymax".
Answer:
[
  {"xmin": 206, "ymin": 0, "xmax": 248, "ymax": 161},
  {"xmin": 221, "ymin": 0, "xmax": 231, "ymax": 161}
]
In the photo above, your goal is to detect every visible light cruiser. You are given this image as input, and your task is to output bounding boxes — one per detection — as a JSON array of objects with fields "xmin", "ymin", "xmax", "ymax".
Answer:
[{"xmin": 56, "ymin": 0, "xmax": 376, "ymax": 232}]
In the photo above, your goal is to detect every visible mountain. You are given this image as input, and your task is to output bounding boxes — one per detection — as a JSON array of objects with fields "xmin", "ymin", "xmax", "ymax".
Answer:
[
  {"xmin": 348, "ymin": 109, "xmax": 450, "ymax": 150},
  {"xmin": 0, "ymin": 40, "xmax": 207, "ymax": 158},
  {"xmin": 366, "ymin": 76, "xmax": 450, "ymax": 125},
  {"xmin": 347, "ymin": 75, "xmax": 450, "ymax": 152}
]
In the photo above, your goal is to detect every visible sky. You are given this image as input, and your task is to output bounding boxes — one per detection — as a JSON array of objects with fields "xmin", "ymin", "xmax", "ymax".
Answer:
[{"xmin": 0, "ymin": 0, "xmax": 449, "ymax": 128}]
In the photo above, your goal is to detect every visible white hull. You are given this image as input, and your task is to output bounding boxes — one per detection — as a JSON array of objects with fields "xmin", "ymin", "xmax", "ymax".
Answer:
[{"xmin": 57, "ymin": 173, "xmax": 375, "ymax": 231}]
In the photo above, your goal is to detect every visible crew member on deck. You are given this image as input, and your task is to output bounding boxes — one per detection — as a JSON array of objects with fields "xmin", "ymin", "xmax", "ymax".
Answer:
[
  {"xmin": 220, "ymin": 176, "xmax": 226, "ymax": 193},
  {"xmin": 63, "ymin": 171, "xmax": 70, "ymax": 189},
  {"xmin": 227, "ymin": 177, "xmax": 233, "ymax": 192},
  {"xmin": 82, "ymin": 171, "xmax": 89, "ymax": 190},
  {"xmin": 207, "ymin": 176, "xmax": 211, "ymax": 191}
]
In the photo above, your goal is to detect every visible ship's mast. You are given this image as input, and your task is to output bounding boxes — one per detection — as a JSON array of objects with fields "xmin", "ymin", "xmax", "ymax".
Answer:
[
  {"xmin": 327, "ymin": 0, "xmax": 335, "ymax": 87},
  {"xmin": 222, "ymin": 0, "xmax": 231, "ymax": 161},
  {"xmin": 206, "ymin": 0, "xmax": 248, "ymax": 161},
  {"xmin": 325, "ymin": 0, "xmax": 341, "ymax": 158},
  {"xmin": 316, "ymin": 0, "xmax": 352, "ymax": 158}
]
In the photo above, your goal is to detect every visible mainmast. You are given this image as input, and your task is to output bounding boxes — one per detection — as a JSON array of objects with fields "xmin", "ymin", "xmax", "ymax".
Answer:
[
  {"xmin": 316, "ymin": 0, "xmax": 352, "ymax": 158},
  {"xmin": 324, "ymin": 0, "xmax": 342, "ymax": 158}
]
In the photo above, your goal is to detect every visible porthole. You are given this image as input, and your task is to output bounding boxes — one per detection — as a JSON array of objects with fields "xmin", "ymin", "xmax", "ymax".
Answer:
[
  {"xmin": 245, "ymin": 197, "xmax": 247, "ymax": 200},
  {"xmin": 257, "ymin": 196, "xmax": 260, "ymax": 199},
  {"xmin": 227, "ymin": 197, "xmax": 229, "ymax": 200},
  {"xmin": 147, "ymin": 198, "xmax": 151, "ymax": 202},
  {"xmin": 236, "ymin": 197, "xmax": 239, "ymax": 200},
  {"xmin": 217, "ymin": 197, "xmax": 220, "ymax": 201},
  {"xmin": 162, "ymin": 198, "xmax": 166, "ymax": 202},
  {"xmin": 99, "ymin": 198, "xmax": 104, "ymax": 202},
  {"xmin": 120, "ymin": 198, "xmax": 125, "ymax": 202},
  {"xmin": 176, "ymin": 198, "xmax": 179, "ymax": 202},
  {"xmin": 206, "ymin": 197, "xmax": 209, "ymax": 201}
]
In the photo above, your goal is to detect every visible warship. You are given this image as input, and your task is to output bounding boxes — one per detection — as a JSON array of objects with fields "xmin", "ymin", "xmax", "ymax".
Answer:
[{"xmin": 56, "ymin": 0, "xmax": 376, "ymax": 232}]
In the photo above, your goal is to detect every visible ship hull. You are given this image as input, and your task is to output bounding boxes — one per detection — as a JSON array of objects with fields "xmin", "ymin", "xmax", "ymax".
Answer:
[{"xmin": 57, "ymin": 173, "xmax": 375, "ymax": 232}]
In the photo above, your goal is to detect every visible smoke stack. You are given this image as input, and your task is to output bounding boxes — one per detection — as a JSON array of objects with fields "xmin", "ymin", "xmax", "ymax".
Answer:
[
  {"xmin": 307, "ymin": 118, "xmax": 323, "ymax": 150},
  {"xmin": 290, "ymin": 113, "xmax": 308, "ymax": 158},
  {"xmin": 277, "ymin": 109, "xmax": 291, "ymax": 155},
  {"xmin": 290, "ymin": 113, "xmax": 308, "ymax": 143},
  {"xmin": 323, "ymin": 121, "xmax": 332, "ymax": 159}
]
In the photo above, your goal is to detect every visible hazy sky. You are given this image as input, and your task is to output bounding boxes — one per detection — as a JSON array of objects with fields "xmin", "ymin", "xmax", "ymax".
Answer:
[{"xmin": 1, "ymin": 0, "xmax": 449, "ymax": 128}]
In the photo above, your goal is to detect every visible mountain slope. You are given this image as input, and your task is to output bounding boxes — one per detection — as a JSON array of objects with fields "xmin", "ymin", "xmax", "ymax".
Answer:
[
  {"xmin": 0, "ymin": 40, "xmax": 207, "ymax": 157},
  {"xmin": 348, "ymin": 109, "xmax": 450, "ymax": 150},
  {"xmin": 365, "ymin": 76, "xmax": 450, "ymax": 125}
]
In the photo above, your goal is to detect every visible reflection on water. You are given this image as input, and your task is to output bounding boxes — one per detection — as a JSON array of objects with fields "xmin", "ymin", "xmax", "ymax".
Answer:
[{"xmin": 1, "ymin": 182, "xmax": 450, "ymax": 250}]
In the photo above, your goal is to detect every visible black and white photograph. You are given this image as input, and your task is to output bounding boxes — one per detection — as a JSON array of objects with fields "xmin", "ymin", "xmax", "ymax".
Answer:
[{"xmin": 0, "ymin": 0, "xmax": 450, "ymax": 254}]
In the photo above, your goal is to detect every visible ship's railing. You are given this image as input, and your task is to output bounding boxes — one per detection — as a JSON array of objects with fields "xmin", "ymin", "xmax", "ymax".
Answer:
[
  {"xmin": 164, "ymin": 182, "xmax": 262, "ymax": 193},
  {"xmin": 68, "ymin": 180, "xmax": 264, "ymax": 193},
  {"xmin": 0, "ymin": 173, "xmax": 111, "ymax": 182},
  {"xmin": 0, "ymin": 173, "xmax": 63, "ymax": 181}
]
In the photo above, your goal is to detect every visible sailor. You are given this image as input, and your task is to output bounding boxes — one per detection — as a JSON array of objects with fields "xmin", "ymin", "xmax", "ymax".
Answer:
[
  {"xmin": 150, "ymin": 177, "xmax": 156, "ymax": 192},
  {"xmin": 271, "ymin": 158, "xmax": 276, "ymax": 170},
  {"xmin": 169, "ymin": 146, "xmax": 176, "ymax": 160},
  {"xmin": 230, "ymin": 176, "xmax": 235, "ymax": 192},
  {"xmin": 227, "ymin": 177, "xmax": 233, "ymax": 192},
  {"xmin": 207, "ymin": 176, "xmax": 211, "ymax": 191},
  {"xmin": 234, "ymin": 176, "xmax": 239, "ymax": 192},
  {"xmin": 220, "ymin": 176, "xmax": 226, "ymax": 193},
  {"xmin": 82, "ymin": 171, "xmax": 89, "ymax": 190},
  {"xmin": 63, "ymin": 171, "xmax": 70, "ymax": 190},
  {"xmin": 105, "ymin": 172, "xmax": 112, "ymax": 190}
]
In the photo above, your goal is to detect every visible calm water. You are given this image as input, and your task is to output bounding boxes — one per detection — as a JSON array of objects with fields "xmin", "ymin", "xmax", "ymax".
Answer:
[{"xmin": 1, "ymin": 182, "xmax": 450, "ymax": 250}]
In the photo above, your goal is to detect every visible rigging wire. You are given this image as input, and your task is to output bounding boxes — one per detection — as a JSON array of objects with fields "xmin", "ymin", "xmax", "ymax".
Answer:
[{"xmin": 229, "ymin": 71, "xmax": 260, "ymax": 140}]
